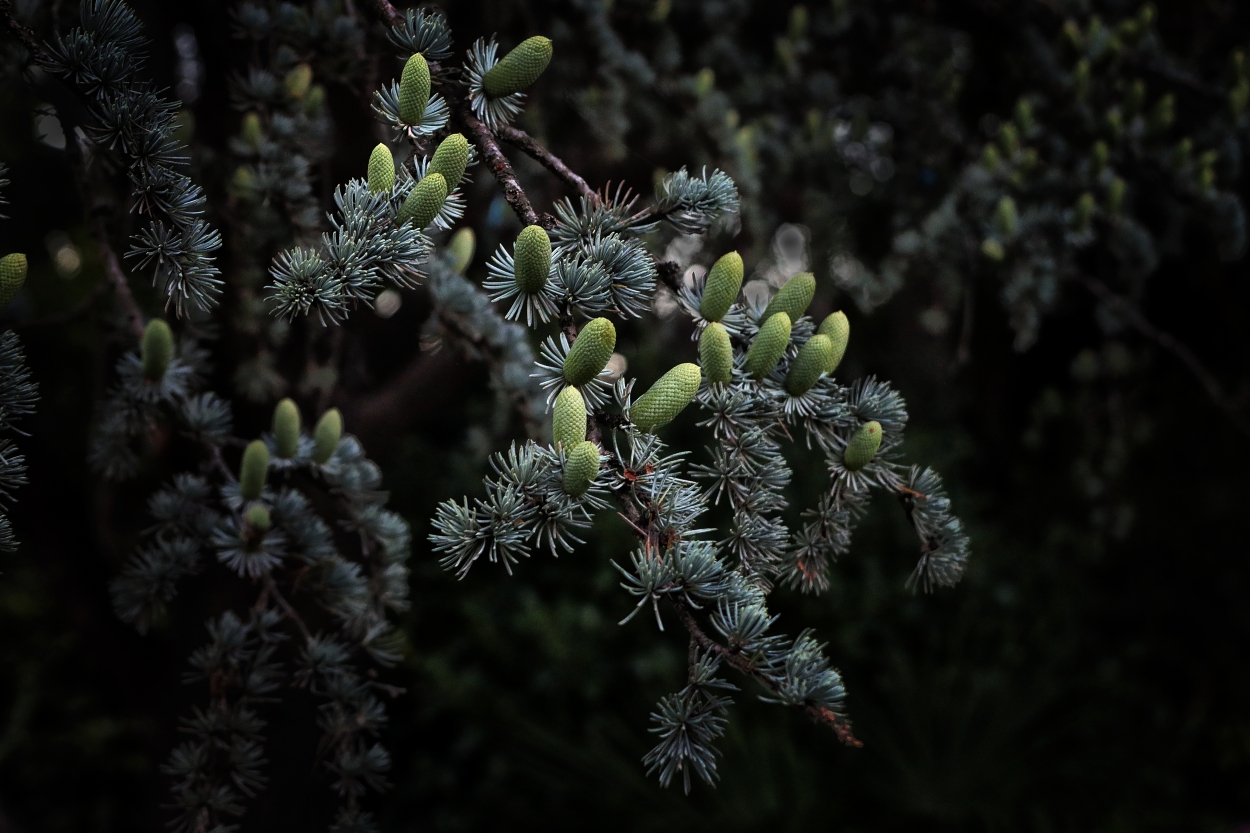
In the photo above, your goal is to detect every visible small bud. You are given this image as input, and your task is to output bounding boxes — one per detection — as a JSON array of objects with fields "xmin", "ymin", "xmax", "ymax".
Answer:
[
  {"xmin": 744, "ymin": 312, "xmax": 792, "ymax": 380},
  {"xmin": 428, "ymin": 133, "xmax": 470, "ymax": 191},
  {"xmin": 1074, "ymin": 192, "xmax": 1096, "ymax": 228},
  {"xmin": 552, "ymin": 385, "xmax": 587, "ymax": 448},
  {"xmin": 788, "ymin": 4, "xmax": 808, "ymax": 40},
  {"xmin": 998, "ymin": 122, "xmax": 1020, "ymax": 156},
  {"xmin": 241, "ymin": 112, "xmax": 263, "ymax": 146},
  {"xmin": 1106, "ymin": 177, "xmax": 1126, "ymax": 214},
  {"xmin": 1104, "ymin": 107, "xmax": 1123, "ymax": 142},
  {"xmin": 1091, "ymin": 140, "xmax": 1109, "ymax": 173},
  {"xmin": 368, "ymin": 143, "xmax": 395, "ymax": 194},
  {"xmin": 980, "ymin": 239, "xmax": 1006, "ymax": 261},
  {"xmin": 245, "ymin": 503, "xmax": 271, "ymax": 533},
  {"xmin": 762, "ymin": 272, "xmax": 816, "ymax": 321},
  {"xmin": 1138, "ymin": 3, "xmax": 1155, "ymax": 29},
  {"xmin": 981, "ymin": 143, "xmax": 1001, "ymax": 171},
  {"xmin": 449, "ymin": 228, "xmax": 476, "ymax": 274},
  {"xmin": 694, "ymin": 67, "xmax": 715, "ymax": 98},
  {"xmin": 305, "ymin": 84, "xmax": 326, "ymax": 115},
  {"xmin": 1199, "ymin": 161, "xmax": 1216, "ymax": 191},
  {"xmin": 995, "ymin": 196, "xmax": 1019, "ymax": 239},
  {"xmin": 1173, "ymin": 137, "xmax": 1193, "ymax": 168},
  {"xmin": 785, "ymin": 334, "xmax": 833, "ymax": 396},
  {"xmin": 1149, "ymin": 94, "xmax": 1174, "ymax": 135},
  {"xmin": 397, "ymin": 173, "xmax": 447, "ymax": 228},
  {"xmin": 239, "ymin": 440, "xmax": 270, "ymax": 501},
  {"xmin": 817, "ymin": 311, "xmax": 850, "ymax": 374},
  {"xmin": 1072, "ymin": 59, "xmax": 1090, "ymax": 101},
  {"xmin": 631, "ymin": 363, "xmax": 701, "ymax": 433},
  {"xmin": 312, "ymin": 408, "xmax": 342, "ymax": 464},
  {"xmin": 272, "ymin": 398, "xmax": 301, "ymax": 459},
  {"xmin": 563, "ymin": 318, "xmax": 616, "ymax": 386},
  {"xmin": 399, "ymin": 53, "xmax": 431, "ymax": 124},
  {"xmin": 1014, "ymin": 97, "xmax": 1034, "ymax": 134},
  {"xmin": 1229, "ymin": 81, "xmax": 1250, "ymax": 120},
  {"xmin": 699, "ymin": 251, "xmax": 744, "ymax": 322},
  {"xmin": 513, "ymin": 225, "xmax": 552, "ymax": 293},
  {"xmin": 0, "ymin": 253, "xmax": 27, "ymax": 307},
  {"xmin": 699, "ymin": 321, "xmax": 734, "ymax": 384},
  {"xmin": 483, "ymin": 36, "xmax": 554, "ymax": 98},
  {"xmin": 1124, "ymin": 78, "xmax": 1146, "ymax": 117},
  {"xmin": 562, "ymin": 440, "xmax": 600, "ymax": 497},
  {"xmin": 284, "ymin": 63, "xmax": 313, "ymax": 100},
  {"xmin": 1231, "ymin": 49, "xmax": 1247, "ymax": 85},
  {"xmin": 229, "ymin": 166, "xmax": 256, "ymax": 197},
  {"xmin": 141, "ymin": 319, "xmax": 174, "ymax": 381},
  {"xmin": 843, "ymin": 420, "xmax": 882, "ymax": 471},
  {"xmin": 1062, "ymin": 19, "xmax": 1082, "ymax": 50}
]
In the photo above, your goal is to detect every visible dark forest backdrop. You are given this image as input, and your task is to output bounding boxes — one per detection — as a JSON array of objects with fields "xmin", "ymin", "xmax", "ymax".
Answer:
[{"xmin": 0, "ymin": 0, "xmax": 1248, "ymax": 830}]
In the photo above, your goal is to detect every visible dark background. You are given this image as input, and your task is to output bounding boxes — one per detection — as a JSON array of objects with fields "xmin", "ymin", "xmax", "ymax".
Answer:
[{"xmin": 0, "ymin": 0, "xmax": 1248, "ymax": 830}]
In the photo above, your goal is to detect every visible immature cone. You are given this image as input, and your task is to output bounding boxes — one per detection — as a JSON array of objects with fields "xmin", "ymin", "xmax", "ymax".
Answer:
[
  {"xmin": 367, "ymin": 143, "xmax": 395, "ymax": 194},
  {"xmin": 428, "ymin": 133, "xmax": 470, "ymax": 191},
  {"xmin": 995, "ymin": 196, "xmax": 1018, "ymax": 238},
  {"xmin": 980, "ymin": 239, "xmax": 1006, "ymax": 261},
  {"xmin": 631, "ymin": 363, "xmax": 702, "ymax": 433},
  {"xmin": 141, "ymin": 319, "xmax": 174, "ymax": 381},
  {"xmin": 785, "ymin": 335, "xmax": 833, "ymax": 396},
  {"xmin": 744, "ymin": 312, "xmax": 791, "ymax": 380},
  {"xmin": 843, "ymin": 421, "xmax": 882, "ymax": 471},
  {"xmin": 562, "ymin": 440, "xmax": 600, "ymax": 497},
  {"xmin": 284, "ymin": 63, "xmax": 312, "ymax": 100},
  {"xmin": 241, "ymin": 112, "xmax": 263, "ymax": 146},
  {"xmin": 239, "ymin": 440, "xmax": 270, "ymax": 501},
  {"xmin": 817, "ymin": 311, "xmax": 849, "ymax": 374},
  {"xmin": 514, "ymin": 225, "xmax": 552, "ymax": 293},
  {"xmin": 312, "ymin": 408, "xmax": 343, "ymax": 464},
  {"xmin": 1074, "ymin": 192, "xmax": 1095, "ymax": 228},
  {"xmin": 0, "ymin": 253, "xmax": 27, "ymax": 307},
  {"xmin": 398, "ymin": 53, "xmax": 431, "ymax": 124},
  {"xmin": 562, "ymin": 318, "xmax": 616, "ymax": 385},
  {"xmin": 397, "ymin": 173, "xmax": 447, "ymax": 228},
  {"xmin": 762, "ymin": 272, "xmax": 816, "ymax": 321},
  {"xmin": 1107, "ymin": 177, "xmax": 1126, "ymax": 214},
  {"xmin": 552, "ymin": 385, "xmax": 587, "ymax": 448},
  {"xmin": 699, "ymin": 321, "xmax": 734, "ymax": 384},
  {"xmin": 699, "ymin": 251, "xmax": 743, "ymax": 322},
  {"xmin": 245, "ymin": 503, "xmax": 271, "ymax": 533},
  {"xmin": 449, "ymin": 228, "xmax": 475, "ymax": 274},
  {"xmin": 272, "ymin": 398, "xmax": 301, "ymax": 459},
  {"xmin": 482, "ymin": 36, "xmax": 554, "ymax": 98}
]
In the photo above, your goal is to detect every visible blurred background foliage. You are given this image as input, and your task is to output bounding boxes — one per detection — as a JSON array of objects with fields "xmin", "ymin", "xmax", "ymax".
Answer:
[{"xmin": 0, "ymin": 0, "xmax": 1248, "ymax": 829}]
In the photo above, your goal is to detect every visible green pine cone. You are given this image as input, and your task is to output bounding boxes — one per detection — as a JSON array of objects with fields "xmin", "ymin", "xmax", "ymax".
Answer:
[
  {"xmin": 699, "ymin": 322, "xmax": 734, "ymax": 384},
  {"xmin": 514, "ymin": 225, "xmax": 552, "ymax": 293},
  {"xmin": 397, "ymin": 173, "xmax": 447, "ymax": 228},
  {"xmin": 744, "ymin": 312, "xmax": 791, "ymax": 380},
  {"xmin": 0, "ymin": 253, "xmax": 27, "ymax": 307},
  {"xmin": 562, "ymin": 440, "xmax": 600, "ymax": 497},
  {"xmin": 482, "ymin": 36, "xmax": 554, "ymax": 98},
  {"xmin": 1074, "ymin": 192, "xmax": 1096, "ymax": 228},
  {"xmin": 763, "ymin": 272, "xmax": 816, "ymax": 321},
  {"xmin": 367, "ymin": 143, "xmax": 395, "ymax": 194},
  {"xmin": 552, "ymin": 385, "xmax": 587, "ymax": 448},
  {"xmin": 817, "ymin": 311, "xmax": 850, "ymax": 374},
  {"xmin": 562, "ymin": 318, "xmax": 616, "ymax": 385},
  {"xmin": 843, "ymin": 421, "xmax": 882, "ymax": 471},
  {"xmin": 699, "ymin": 251, "xmax": 743, "ymax": 322},
  {"xmin": 631, "ymin": 363, "xmax": 702, "ymax": 433},
  {"xmin": 312, "ymin": 408, "xmax": 343, "ymax": 464},
  {"xmin": 785, "ymin": 334, "xmax": 834, "ymax": 396},
  {"xmin": 245, "ymin": 503, "xmax": 271, "ymax": 533},
  {"xmin": 285, "ymin": 63, "xmax": 312, "ymax": 100},
  {"xmin": 995, "ymin": 196, "xmax": 1019, "ymax": 238},
  {"xmin": 240, "ymin": 440, "xmax": 270, "ymax": 501},
  {"xmin": 399, "ymin": 53, "xmax": 431, "ymax": 124},
  {"xmin": 449, "ymin": 228, "xmax": 475, "ymax": 274},
  {"xmin": 241, "ymin": 112, "xmax": 263, "ymax": 146},
  {"xmin": 428, "ymin": 133, "xmax": 470, "ymax": 191},
  {"xmin": 141, "ymin": 319, "xmax": 174, "ymax": 381},
  {"xmin": 273, "ymin": 398, "xmax": 301, "ymax": 459}
]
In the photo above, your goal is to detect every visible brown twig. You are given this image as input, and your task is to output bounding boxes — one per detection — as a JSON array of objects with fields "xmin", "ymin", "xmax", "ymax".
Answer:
[
  {"xmin": 495, "ymin": 123, "xmax": 597, "ymax": 202},
  {"xmin": 0, "ymin": 0, "xmax": 51, "ymax": 64},
  {"xmin": 457, "ymin": 102, "xmax": 546, "ymax": 227},
  {"xmin": 92, "ymin": 217, "xmax": 146, "ymax": 340},
  {"xmin": 264, "ymin": 575, "xmax": 313, "ymax": 642},
  {"xmin": 365, "ymin": 0, "xmax": 404, "ymax": 27}
]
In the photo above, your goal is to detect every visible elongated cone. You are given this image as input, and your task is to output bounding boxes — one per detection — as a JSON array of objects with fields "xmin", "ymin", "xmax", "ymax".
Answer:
[
  {"xmin": 763, "ymin": 272, "xmax": 815, "ymax": 321},
  {"xmin": 449, "ymin": 228, "xmax": 475, "ymax": 274},
  {"xmin": 483, "ymin": 36, "xmax": 553, "ymax": 98},
  {"xmin": 562, "ymin": 318, "xmax": 616, "ymax": 386},
  {"xmin": 699, "ymin": 251, "xmax": 743, "ymax": 322},
  {"xmin": 699, "ymin": 321, "xmax": 733, "ymax": 384},
  {"xmin": 399, "ymin": 53, "xmax": 431, "ymax": 124},
  {"xmin": 995, "ymin": 196, "xmax": 1018, "ymax": 238},
  {"xmin": 744, "ymin": 312, "xmax": 791, "ymax": 379},
  {"xmin": 631, "ymin": 363, "xmax": 701, "ymax": 432},
  {"xmin": 562, "ymin": 440, "xmax": 599, "ymax": 497},
  {"xmin": 843, "ymin": 420, "xmax": 882, "ymax": 471},
  {"xmin": 552, "ymin": 385, "xmax": 587, "ymax": 448},
  {"xmin": 273, "ymin": 398, "xmax": 301, "ymax": 459},
  {"xmin": 0, "ymin": 253, "xmax": 27, "ymax": 307},
  {"xmin": 428, "ymin": 133, "xmax": 470, "ymax": 190},
  {"xmin": 241, "ymin": 112, "xmax": 263, "ymax": 146},
  {"xmin": 397, "ymin": 173, "xmax": 447, "ymax": 228},
  {"xmin": 514, "ymin": 225, "xmax": 552, "ymax": 293},
  {"xmin": 245, "ymin": 503, "xmax": 271, "ymax": 533},
  {"xmin": 141, "ymin": 319, "xmax": 174, "ymax": 381},
  {"xmin": 240, "ymin": 440, "xmax": 270, "ymax": 501},
  {"xmin": 367, "ymin": 143, "xmax": 395, "ymax": 194},
  {"xmin": 817, "ymin": 311, "xmax": 849, "ymax": 374},
  {"xmin": 981, "ymin": 239, "xmax": 1006, "ymax": 261},
  {"xmin": 785, "ymin": 334, "xmax": 833, "ymax": 396},
  {"xmin": 312, "ymin": 408, "xmax": 342, "ymax": 464},
  {"xmin": 285, "ymin": 63, "xmax": 312, "ymax": 100}
]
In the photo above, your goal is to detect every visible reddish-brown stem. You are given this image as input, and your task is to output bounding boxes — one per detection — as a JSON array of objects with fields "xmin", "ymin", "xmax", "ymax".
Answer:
[
  {"xmin": 92, "ymin": 218, "xmax": 146, "ymax": 340},
  {"xmin": 495, "ymin": 123, "xmax": 597, "ymax": 202},
  {"xmin": 458, "ymin": 102, "xmax": 545, "ymax": 227}
]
